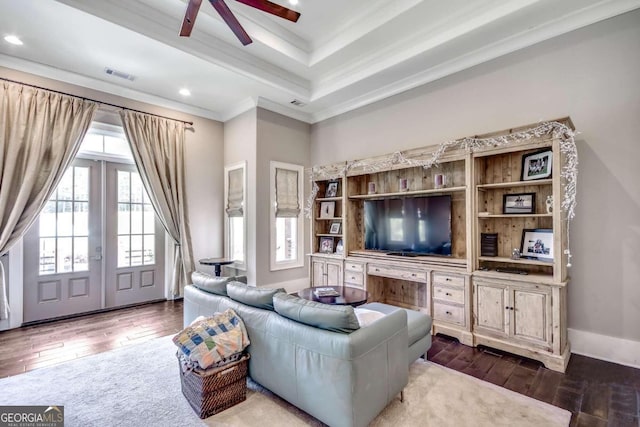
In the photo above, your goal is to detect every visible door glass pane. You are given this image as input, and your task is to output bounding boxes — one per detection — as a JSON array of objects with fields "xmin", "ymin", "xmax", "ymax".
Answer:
[
  {"xmin": 57, "ymin": 169, "xmax": 73, "ymax": 200},
  {"xmin": 118, "ymin": 171, "xmax": 130, "ymax": 203},
  {"xmin": 57, "ymin": 237, "xmax": 73, "ymax": 272},
  {"xmin": 143, "ymin": 235, "xmax": 155, "ymax": 264},
  {"xmin": 104, "ymin": 135, "xmax": 131, "ymax": 157},
  {"xmin": 74, "ymin": 202, "xmax": 89, "ymax": 236},
  {"xmin": 80, "ymin": 133, "xmax": 104, "ymax": 152},
  {"xmin": 57, "ymin": 201, "xmax": 73, "ymax": 236},
  {"xmin": 143, "ymin": 205, "xmax": 155, "ymax": 234},
  {"xmin": 74, "ymin": 237, "xmax": 88, "ymax": 271},
  {"xmin": 39, "ymin": 238, "xmax": 56, "ymax": 275},
  {"xmin": 131, "ymin": 174, "xmax": 143, "ymax": 203},
  {"xmin": 118, "ymin": 204, "xmax": 130, "ymax": 235},
  {"xmin": 131, "ymin": 204, "xmax": 143, "ymax": 234},
  {"xmin": 74, "ymin": 167, "xmax": 89, "ymax": 201},
  {"xmin": 118, "ymin": 236, "xmax": 130, "ymax": 268},
  {"xmin": 130, "ymin": 235, "xmax": 143, "ymax": 266},
  {"xmin": 39, "ymin": 201, "xmax": 56, "ymax": 237}
]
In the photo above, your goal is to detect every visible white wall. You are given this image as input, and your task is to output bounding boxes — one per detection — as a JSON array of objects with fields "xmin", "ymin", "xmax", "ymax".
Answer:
[
  {"xmin": 223, "ymin": 109, "xmax": 257, "ymax": 284},
  {"xmin": 256, "ymin": 108, "xmax": 310, "ymax": 287},
  {"xmin": 311, "ymin": 11, "xmax": 640, "ymax": 345}
]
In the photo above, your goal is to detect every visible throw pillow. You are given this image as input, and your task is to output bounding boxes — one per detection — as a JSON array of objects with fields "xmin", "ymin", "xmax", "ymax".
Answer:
[
  {"xmin": 353, "ymin": 307, "xmax": 386, "ymax": 327},
  {"xmin": 226, "ymin": 282, "xmax": 285, "ymax": 310},
  {"xmin": 273, "ymin": 293, "xmax": 360, "ymax": 333},
  {"xmin": 173, "ymin": 308, "xmax": 250, "ymax": 369}
]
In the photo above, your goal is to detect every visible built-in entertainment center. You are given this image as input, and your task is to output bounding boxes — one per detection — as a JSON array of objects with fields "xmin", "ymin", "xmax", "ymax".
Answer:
[{"xmin": 309, "ymin": 118, "xmax": 576, "ymax": 372}]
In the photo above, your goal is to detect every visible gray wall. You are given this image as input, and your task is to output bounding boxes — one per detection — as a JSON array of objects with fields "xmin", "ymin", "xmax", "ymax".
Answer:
[
  {"xmin": 223, "ymin": 109, "xmax": 257, "ymax": 284},
  {"xmin": 311, "ymin": 11, "xmax": 640, "ymax": 342},
  {"xmin": 0, "ymin": 65, "xmax": 225, "ymax": 288},
  {"xmin": 256, "ymin": 108, "xmax": 310, "ymax": 286}
]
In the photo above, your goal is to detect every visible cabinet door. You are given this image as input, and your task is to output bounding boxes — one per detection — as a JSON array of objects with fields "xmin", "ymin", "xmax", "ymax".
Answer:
[
  {"xmin": 311, "ymin": 259, "xmax": 325, "ymax": 287},
  {"xmin": 326, "ymin": 260, "xmax": 343, "ymax": 286},
  {"xmin": 512, "ymin": 287, "xmax": 552, "ymax": 349},
  {"xmin": 474, "ymin": 282, "xmax": 509, "ymax": 336}
]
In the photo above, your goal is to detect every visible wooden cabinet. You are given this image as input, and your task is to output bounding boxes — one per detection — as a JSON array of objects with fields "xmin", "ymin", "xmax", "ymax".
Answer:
[
  {"xmin": 431, "ymin": 271, "xmax": 473, "ymax": 345},
  {"xmin": 343, "ymin": 259, "xmax": 365, "ymax": 288},
  {"xmin": 311, "ymin": 176, "xmax": 345, "ymax": 257},
  {"xmin": 311, "ymin": 255, "xmax": 343, "ymax": 287}
]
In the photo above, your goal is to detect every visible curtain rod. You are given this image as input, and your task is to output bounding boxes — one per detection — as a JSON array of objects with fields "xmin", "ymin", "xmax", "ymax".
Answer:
[{"xmin": 1, "ymin": 77, "xmax": 194, "ymax": 126}]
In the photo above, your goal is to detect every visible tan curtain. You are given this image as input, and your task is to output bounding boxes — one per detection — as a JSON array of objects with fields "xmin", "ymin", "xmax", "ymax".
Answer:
[
  {"xmin": 275, "ymin": 168, "xmax": 299, "ymax": 218},
  {"xmin": 226, "ymin": 168, "xmax": 243, "ymax": 217},
  {"xmin": 119, "ymin": 111, "xmax": 193, "ymax": 296},
  {"xmin": 0, "ymin": 82, "xmax": 97, "ymax": 319}
]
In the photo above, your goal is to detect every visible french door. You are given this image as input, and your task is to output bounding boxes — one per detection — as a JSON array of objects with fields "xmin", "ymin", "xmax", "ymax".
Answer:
[{"xmin": 23, "ymin": 159, "xmax": 164, "ymax": 323}]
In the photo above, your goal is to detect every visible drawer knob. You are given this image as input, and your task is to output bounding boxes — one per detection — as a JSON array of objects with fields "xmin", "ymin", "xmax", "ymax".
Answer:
[
  {"xmin": 411, "ymin": 273, "xmax": 416, "ymax": 277},
  {"xmin": 445, "ymin": 278, "xmax": 451, "ymax": 281},
  {"xmin": 445, "ymin": 292, "xmax": 452, "ymax": 296},
  {"xmin": 375, "ymin": 268, "xmax": 380, "ymax": 272},
  {"xmin": 445, "ymin": 311, "xmax": 452, "ymax": 315}
]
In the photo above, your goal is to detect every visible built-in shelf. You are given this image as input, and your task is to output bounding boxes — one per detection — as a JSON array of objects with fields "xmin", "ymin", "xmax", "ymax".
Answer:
[
  {"xmin": 476, "ymin": 179, "xmax": 552, "ymax": 190},
  {"xmin": 473, "ymin": 269, "xmax": 563, "ymax": 286},
  {"xmin": 316, "ymin": 233, "xmax": 342, "ymax": 237},
  {"xmin": 316, "ymin": 217, "xmax": 342, "ymax": 221},
  {"xmin": 316, "ymin": 196, "xmax": 342, "ymax": 202},
  {"xmin": 478, "ymin": 256, "xmax": 554, "ymax": 267},
  {"xmin": 349, "ymin": 186, "xmax": 466, "ymax": 200},
  {"xmin": 478, "ymin": 213, "xmax": 553, "ymax": 218}
]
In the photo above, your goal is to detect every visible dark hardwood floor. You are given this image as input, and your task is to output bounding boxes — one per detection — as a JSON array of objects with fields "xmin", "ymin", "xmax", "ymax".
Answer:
[{"xmin": 1, "ymin": 301, "xmax": 638, "ymax": 427}]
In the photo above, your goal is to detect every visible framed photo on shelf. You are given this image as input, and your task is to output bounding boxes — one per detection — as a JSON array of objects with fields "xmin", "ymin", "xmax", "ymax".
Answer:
[
  {"xmin": 319, "ymin": 201, "xmax": 335, "ymax": 218},
  {"xmin": 503, "ymin": 193, "xmax": 536, "ymax": 214},
  {"xmin": 522, "ymin": 149, "xmax": 553, "ymax": 181},
  {"xmin": 520, "ymin": 228, "xmax": 554, "ymax": 262},
  {"xmin": 325, "ymin": 181, "xmax": 339, "ymax": 198},
  {"xmin": 319, "ymin": 237, "xmax": 334, "ymax": 253},
  {"xmin": 335, "ymin": 239, "xmax": 344, "ymax": 254},
  {"xmin": 329, "ymin": 221, "xmax": 341, "ymax": 234}
]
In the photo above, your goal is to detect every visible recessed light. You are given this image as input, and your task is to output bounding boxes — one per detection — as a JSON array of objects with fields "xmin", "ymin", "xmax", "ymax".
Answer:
[
  {"xmin": 4, "ymin": 35, "xmax": 23, "ymax": 46},
  {"xmin": 289, "ymin": 0, "xmax": 298, "ymax": 6},
  {"xmin": 179, "ymin": 88, "xmax": 191, "ymax": 96}
]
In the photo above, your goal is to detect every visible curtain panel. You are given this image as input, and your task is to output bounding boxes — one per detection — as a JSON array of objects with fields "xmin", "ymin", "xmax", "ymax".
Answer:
[
  {"xmin": 119, "ymin": 111, "xmax": 194, "ymax": 296},
  {"xmin": 275, "ymin": 168, "xmax": 299, "ymax": 218},
  {"xmin": 0, "ymin": 81, "xmax": 97, "ymax": 319}
]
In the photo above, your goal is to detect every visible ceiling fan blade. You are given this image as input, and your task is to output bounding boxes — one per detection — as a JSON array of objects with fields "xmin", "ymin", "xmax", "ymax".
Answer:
[
  {"xmin": 235, "ymin": 0, "xmax": 300, "ymax": 23},
  {"xmin": 210, "ymin": 0, "xmax": 253, "ymax": 45},
  {"xmin": 180, "ymin": 0, "xmax": 203, "ymax": 36}
]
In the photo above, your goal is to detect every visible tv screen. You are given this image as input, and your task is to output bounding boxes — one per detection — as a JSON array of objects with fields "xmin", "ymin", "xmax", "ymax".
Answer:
[{"xmin": 364, "ymin": 195, "xmax": 452, "ymax": 256}]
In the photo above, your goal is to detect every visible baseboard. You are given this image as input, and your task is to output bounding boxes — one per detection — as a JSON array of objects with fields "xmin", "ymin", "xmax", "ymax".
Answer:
[
  {"xmin": 568, "ymin": 328, "xmax": 640, "ymax": 369},
  {"xmin": 258, "ymin": 277, "xmax": 310, "ymax": 294}
]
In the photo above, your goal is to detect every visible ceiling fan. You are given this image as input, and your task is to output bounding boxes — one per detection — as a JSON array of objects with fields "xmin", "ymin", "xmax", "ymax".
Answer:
[{"xmin": 180, "ymin": 0, "xmax": 301, "ymax": 46}]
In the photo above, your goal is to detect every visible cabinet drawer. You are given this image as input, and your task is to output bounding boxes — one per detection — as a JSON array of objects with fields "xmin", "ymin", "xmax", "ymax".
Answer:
[
  {"xmin": 432, "ymin": 272, "xmax": 465, "ymax": 288},
  {"xmin": 344, "ymin": 262, "xmax": 364, "ymax": 273},
  {"xmin": 433, "ymin": 302, "xmax": 464, "ymax": 326},
  {"xmin": 367, "ymin": 264, "xmax": 427, "ymax": 283},
  {"xmin": 344, "ymin": 272, "xmax": 364, "ymax": 286},
  {"xmin": 432, "ymin": 285, "xmax": 465, "ymax": 305}
]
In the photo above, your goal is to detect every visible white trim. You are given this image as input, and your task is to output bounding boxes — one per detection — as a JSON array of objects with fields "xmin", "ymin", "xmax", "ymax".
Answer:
[
  {"xmin": 568, "ymin": 328, "xmax": 640, "ymax": 369},
  {"xmin": 269, "ymin": 161, "xmax": 305, "ymax": 271},
  {"xmin": 224, "ymin": 162, "xmax": 247, "ymax": 271},
  {"xmin": 0, "ymin": 240, "xmax": 25, "ymax": 330},
  {"xmin": 258, "ymin": 277, "xmax": 310, "ymax": 294}
]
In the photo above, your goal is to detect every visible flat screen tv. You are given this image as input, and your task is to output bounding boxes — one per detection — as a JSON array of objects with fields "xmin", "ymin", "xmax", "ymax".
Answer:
[{"xmin": 364, "ymin": 195, "xmax": 452, "ymax": 256}]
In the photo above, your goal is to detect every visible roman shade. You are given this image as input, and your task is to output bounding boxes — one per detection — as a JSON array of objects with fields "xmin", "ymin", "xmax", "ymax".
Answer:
[
  {"xmin": 226, "ymin": 167, "xmax": 244, "ymax": 217},
  {"xmin": 275, "ymin": 167, "xmax": 299, "ymax": 218}
]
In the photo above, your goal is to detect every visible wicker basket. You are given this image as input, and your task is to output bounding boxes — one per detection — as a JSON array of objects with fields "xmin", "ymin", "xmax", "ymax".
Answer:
[{"xmin": 178, "ymin": 353, "xmax": 250, "ymax": 419}]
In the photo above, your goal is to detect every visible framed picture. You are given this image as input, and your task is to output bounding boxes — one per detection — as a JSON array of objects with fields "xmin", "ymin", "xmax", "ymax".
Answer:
[
  {"xmin": 325, "ymin": 181, "xmax": 339, "ymax": 198},
  {"xmin": 503, "ymin": 193, "xmax": 536, "ymax": 214},
  {"xmin": 520, "ymin": 228, "xmax": 554, "ymax": 262},
  {"xmin": 329, "ymin": 221, "xmax": 341, "ymax": 234},
  {"xmin": 319, "ymin": 201, "xmax": 335, "ymax": 219},
  {"xmin": 335, "ymin": 239, "xmax": 344, "ymax": 254},
  {"xmin": 319, "ymin": 237, "xmax": 334, "ymax": 253},
  {"xmin": 522, "ymin": 149, "xmax": 553, "ymax": 181}
]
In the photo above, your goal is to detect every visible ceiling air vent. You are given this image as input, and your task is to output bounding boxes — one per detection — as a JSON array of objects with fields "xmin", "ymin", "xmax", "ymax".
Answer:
[
  {"xmin": 105, "ymin": 68, "xmax": 135, "ymax": 81},
  {"xmin": 290, "ymin": 99, "xmax": 306, "ymax": 107}
]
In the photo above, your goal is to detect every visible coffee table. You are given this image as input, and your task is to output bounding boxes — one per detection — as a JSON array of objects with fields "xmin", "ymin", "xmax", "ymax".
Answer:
[{"xmin": 297, "ymin": 286, "xmax": 368, "ymax": 307}]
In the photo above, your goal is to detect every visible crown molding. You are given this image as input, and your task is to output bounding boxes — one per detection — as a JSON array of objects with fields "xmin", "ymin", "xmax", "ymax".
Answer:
[
  {"xmin": 220, "ymin": 96, "xmax": 258, "ymax": 122},
  {"xmin": 256, "ymin": 97, "xmax": 313, "ymax": 124},
  {"xmin": 0, "ymin": 54, "xmax": 221, "ymax": 121}
]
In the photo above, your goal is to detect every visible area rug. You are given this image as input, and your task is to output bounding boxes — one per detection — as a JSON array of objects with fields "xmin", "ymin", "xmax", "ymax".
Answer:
[{"xmin": 0, "ymin": 335, "xmax": 570, "ymax": 426}]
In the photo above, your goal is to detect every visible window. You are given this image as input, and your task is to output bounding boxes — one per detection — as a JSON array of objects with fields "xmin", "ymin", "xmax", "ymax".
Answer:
[
  {"xmin": 270, "ymin": 161, "xmax": 304, "ymax": 270},
  {"xmin": 225, "ymin": 162, "xmax": 246, "ymax": 269},
  {"xmin": 78, "ymin": 122, "xmax": 133, "ymax": 161}
]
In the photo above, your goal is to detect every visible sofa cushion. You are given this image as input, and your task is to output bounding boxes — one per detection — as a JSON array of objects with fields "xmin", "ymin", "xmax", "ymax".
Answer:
[
  {"xmin": 226, "ymin": 282, "xmax": 285, "ymax": 311},
  {"xmin": 354, "ymin": 307, "xmax": 386, "ymax": 327},
  {"xmin": 273, "ymin": 293, "xmax": 360, "ymax": 333},
  {"xmin": 191, "ymin": 271, "xmax": 247, "ymax": 296},
  {"xmin": 359, "ymin": 302, "xmax": 432, "ymax": 346}
]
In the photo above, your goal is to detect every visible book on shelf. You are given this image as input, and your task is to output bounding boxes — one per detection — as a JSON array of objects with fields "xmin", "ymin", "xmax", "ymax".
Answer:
[{"xmin": 314, "ymin": 287, "xmax": 340, "ymax": 297}]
